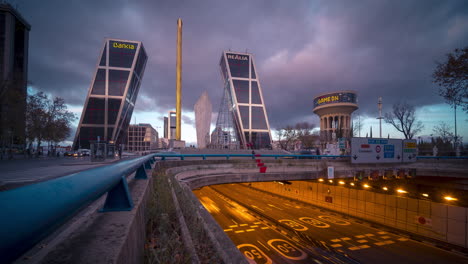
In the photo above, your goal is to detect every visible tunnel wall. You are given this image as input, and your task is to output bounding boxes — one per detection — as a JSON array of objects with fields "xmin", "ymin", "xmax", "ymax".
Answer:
[{"xmin": 247, "ymin": 181, "xmax": 468, "ymax": 249}]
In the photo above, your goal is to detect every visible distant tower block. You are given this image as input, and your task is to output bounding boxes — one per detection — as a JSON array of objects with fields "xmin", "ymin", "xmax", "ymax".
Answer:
[
  {"xmin": 213, "ymin": 51, "xmax": 272, "ymax": 149},
  {"xmin": 312, "ymin": 91, "xmax": 358, "ymax": 145},
  {"xmin": 194, "ymin": 91, "xmax": 212, "ymax": 148},
  {"xmin": 73, "ymin": 38, "xmax": 148, "ymax": 150}
]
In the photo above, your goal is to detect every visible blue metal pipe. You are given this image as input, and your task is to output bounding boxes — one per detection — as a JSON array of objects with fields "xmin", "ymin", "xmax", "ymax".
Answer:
[{"xmin": 0, "ymin": 155, "xmax": 152, "ymax": 263}]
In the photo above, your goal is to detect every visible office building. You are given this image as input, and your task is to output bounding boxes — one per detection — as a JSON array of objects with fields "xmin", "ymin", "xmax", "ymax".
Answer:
[
  {"xmin": 73, "ymin": 38, "xmax": 148, "ymax": 150},
  {"xmin": 194, "ymin": 91, "xmax": 212, "ymax": 148},
  {"xmin": 212, "ymin": 51, "xmax": 272, "ymax": 149},
  {"xmin": 167, "ymin": 111, "xmax": 176, "ymax": 139},
  {"xmin": 163, "ymin": 116, "xmax": 168, "ymax": 138},
  {"xmin": 0, "ymin": 3, "xmax": 30, "ymax": 146},
  {"xmin": 126, "ymin": 123, "xmax": 158, "ymax": 152}
]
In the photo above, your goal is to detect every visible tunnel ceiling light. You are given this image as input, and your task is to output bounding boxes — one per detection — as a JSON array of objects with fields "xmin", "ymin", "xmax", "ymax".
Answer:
[
  {"xmin": 363, "ymin": 184, "xmax": 370, "ymax": 188},
  {"xmin": 422, "ymin": 193, "xmax": 429, "ymax": 197},
  {"xmin": 329, "ymin": 179, "xmax": 333, "ymax": 183},
  {"xmin": 397, "ymin": 189, "xmax": 408, "ymax": 194},
  {"xmin": 318, "ymin": 178, "xmax": 324, "ymax": 182},
  {"xmin": 444, "ymin": 196, "xmax": 458, "ymax": 201},
  {"xmin": 350, "ymin": 182, "xmax": 355, "ymax": 186},
  {"xmin": 382, "ymin": 187, "xmax": 388, "ymax": 191},
  {"xmin": 339, "ymin": 181, "xmax": 345, "ymax": 185}
]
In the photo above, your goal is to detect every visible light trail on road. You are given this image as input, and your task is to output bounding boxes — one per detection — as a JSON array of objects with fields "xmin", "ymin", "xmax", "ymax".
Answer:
[{"xmin": 193, "ymin": 183, "xmax": 468, "ymax": 264}]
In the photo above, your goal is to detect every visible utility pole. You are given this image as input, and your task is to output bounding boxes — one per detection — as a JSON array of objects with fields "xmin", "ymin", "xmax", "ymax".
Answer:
[{"xmin": 377, "ymin": 97, "xmax": 382, "ymax": 138}]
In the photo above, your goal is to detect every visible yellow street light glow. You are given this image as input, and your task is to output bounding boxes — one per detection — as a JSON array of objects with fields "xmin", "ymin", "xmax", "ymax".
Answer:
[
  {"xmin": 350, "ymin": 182, "xmax": 355, "ymax": 186},
  {"xmin": 422, "ymin": 193, "xmax": 429, "ymax": 197},
  {"xmin": 444, "ymin": 196, "xmax": 458, "ymax": 201},
  {"xmin": 318, "ymin": 178, "xmax": 324, "ymax": 182},
  {"xmin": 382, "ymin": 187, "xmax": 388, "ymax": 191},
  {"xmin": 339, "ymin": 181, "xmax": 345, "ymax": 185},
  {"xmin": 329, "ymin": 179, "xmax": 333, "ymax": 183},
  {"xmin": 397, "ymin": 189, "xmax": 407, "ymax": 194},
  {"xmin": 363, "ymin": 184, "xmax": 370, "ymax": 188}
]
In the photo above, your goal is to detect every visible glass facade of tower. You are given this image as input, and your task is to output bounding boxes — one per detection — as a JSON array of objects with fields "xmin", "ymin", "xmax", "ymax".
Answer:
[
  {"xmin": 73, "ymin": 38, "xmax": 147, "ymax": 150},
  {"xmin": 216, "ymin": 51, "xmax": 272, "ymax": 149}
]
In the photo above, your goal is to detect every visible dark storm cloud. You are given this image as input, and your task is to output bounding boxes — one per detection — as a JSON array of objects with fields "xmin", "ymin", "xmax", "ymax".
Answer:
[{"xmin": 18, "ymin": 0, "xmax": 468, "ymax": 129}]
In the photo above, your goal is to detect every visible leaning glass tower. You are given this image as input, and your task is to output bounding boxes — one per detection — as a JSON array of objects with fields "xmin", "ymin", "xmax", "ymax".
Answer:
[
  {"xmin": 212, "ymin": 51, "xmax": 272, "ymax": 149},
  {"xmin": 73, "ymin": 38, "xmax": 147, "ymax": 150}
]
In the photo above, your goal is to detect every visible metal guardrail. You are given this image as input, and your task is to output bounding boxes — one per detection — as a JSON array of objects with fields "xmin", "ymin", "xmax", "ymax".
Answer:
[
  {"xmin": 0, "ymin": 155, "xmax": 155, "ymax": 263},
  {"xmin": 154, "ymin": 153, "xmax": 350, "ymax": 160},
  {"xmin": 416, "ymin": 156, "xmax": 468, "ymax": 160}
]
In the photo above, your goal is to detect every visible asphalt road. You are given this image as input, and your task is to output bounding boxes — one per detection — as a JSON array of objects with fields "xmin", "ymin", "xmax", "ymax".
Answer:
[{"xmin": 193, "ymin": 184, "xmax": 468, "ymax": 264}]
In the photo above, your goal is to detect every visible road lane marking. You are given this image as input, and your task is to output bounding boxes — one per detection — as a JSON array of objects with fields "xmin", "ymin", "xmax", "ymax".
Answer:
[
  {"xmin": 268, "ymin": 204, "xmax": 283, "ymax": 210},
  {"xmin": 381, "ymin": 236, "xmax": 391, "ymax": 239},
  {"xmin": 349, "ymin": 246, "xmax": 360, "ymax": 250},
  {"xmin": 257, "ymin": 241, "xmax": 270, "ymax": 251},
  {"xmin": 237, "ymin": 244, "xmax": 272, "ymax": 264},
  {"xmin": 330, "ymin": 239, "xmax": 341, "ymax": 243},
  {"xmin": 365, "ymin": 233, "xmax": 375, "ymax": 237},
  {"xmin": 384, "ymin": 240, "xmax": 394, "ymax": 245},
  {"xmin": 224, "ymin": 229, "xmax": 233, "ymax": 232},
  {"xmin": 377, "ymin": 231, "xmax": 387, "ymax": 235},
  {"xmin": 398, "ymin": 237, "xmax": 409, "ymax": 241},
  {"xmin": 330, "ymin": 244, "xmax": 342, "ymax": 248},
  {"xmin": 374, "ymin": 240, "xmax": 394, "ymax": 246},
  {"xmin": 340, "ymin": 237, "xmax": 351, "ymax": 241},
  {"xmin": 250, "ymin": 225, "xmax": 258, "ymax": 228},
  {"xmin": 317, "ymin": 215, "xmax": 351, "ymax": 225},
  {"xmin": 261, "ymin": 227, "xmax": 269, "ymax": 229},
  {"xmin": 357, "ymin": 240, "xmax": 368, "ymax": 243},
  {"xmin": 229, "ymin": 225, "xmax": 238, "ymax": 228},
  {"xmin": 235, "ymin": 230, "xmax": 245, "ymax": 233},
  {"xmin": 240, "ymin": 224, "xmax": 248, "ymax": 226},
  {"xmin": 267, "ymin": 239, "xmax": 307, "ymax": 260},
  {"xmin": 299, "ymin": 217, "xmax": 330, "ymax": 228},
  {"xmin": 355, "ymin": 235, "xmax": 366, "ymax": 238},
  {"xmin": 359, "ymin": 245, "xmax": 370, "ymax": 249},
  {"xmin": 254, "ymin": 222, "xmax": 262, "ymax": 225},
  {"xmin": 246, "ymin": 229, "xmax": 255, "ymax": 232},
  {"xmin": 279, "ymin": 219, "xmax": 308, "ymax": 231}
]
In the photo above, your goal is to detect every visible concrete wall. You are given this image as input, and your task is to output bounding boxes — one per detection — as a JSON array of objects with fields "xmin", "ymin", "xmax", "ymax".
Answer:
[{"xmin": 247, "ymin": 181, "xmax": 468, "ymax": 248}]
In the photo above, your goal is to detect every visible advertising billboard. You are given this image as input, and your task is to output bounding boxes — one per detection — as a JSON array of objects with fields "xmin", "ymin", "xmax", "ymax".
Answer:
[
  {"xmin": 313, "ymin": 92, "xmax": 357, "ymax": 108},
  {"xmin": 351, "ymin": 138, "xmax": 413, "ymax": 164}
]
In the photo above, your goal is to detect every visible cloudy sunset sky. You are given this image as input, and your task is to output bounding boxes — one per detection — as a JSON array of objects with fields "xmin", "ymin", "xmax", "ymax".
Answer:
[{"xmin": 13, "ymin": 0, "xmax": 468, "ymax": 145}]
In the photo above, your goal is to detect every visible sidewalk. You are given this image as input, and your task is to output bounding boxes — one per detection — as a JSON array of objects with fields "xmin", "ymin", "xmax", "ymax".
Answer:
[{"xmin": 0, "ymin": 156, "xmax": 130, "ymax": 191}]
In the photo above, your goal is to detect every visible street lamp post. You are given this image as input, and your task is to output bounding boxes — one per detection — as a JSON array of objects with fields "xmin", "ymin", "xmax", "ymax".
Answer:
[{"xmin": 377, "ymin": 97, "xmax": 382, "ymax": 138}]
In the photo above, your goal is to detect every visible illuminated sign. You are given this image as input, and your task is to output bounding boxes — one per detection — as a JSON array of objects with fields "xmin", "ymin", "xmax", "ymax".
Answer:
[
  {"xmin": 112, "ymin": 42, "xmax": 135, "ymax": 50},
  {"xmin": 227, "ymin": 54, "xmax": 248, "ymax": 61},
  {"xmin": 313, "ymin": 92, "xmax": 357, "ymax": 108}
]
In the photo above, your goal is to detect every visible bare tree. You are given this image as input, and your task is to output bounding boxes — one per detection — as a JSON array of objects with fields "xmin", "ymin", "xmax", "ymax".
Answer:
[
  {"xmin": 384, "ymin": 102, "xmax": 424, "ymax": 139},
  {"xmin": 295, "ymin": 122, "xmax": 317, "ymax": 149},
  {"xmin": 276, "ymin": 125, "xmax": 296, "ymax": 150},
  {"xmin": 432, "ymin": 47, "xmax": 468, "ymax": 114},
  {"xmin": 432, "ymin": 122, "xmax": 454, "ymax": 144}
]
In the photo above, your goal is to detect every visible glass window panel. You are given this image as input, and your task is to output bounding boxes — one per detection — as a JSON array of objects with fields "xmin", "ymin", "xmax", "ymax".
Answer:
[
  {"xmin": 251, "ymin": 60, "xmax": 256, "ymax": 79},
  {"xmin": 91, "ymin": 69, "xmax": 106, "ymax": 95},
  {"xmin": 99, "ymin": 44, "xmax": 106, "ymax": 66},
  {"xmin": 126, "ymin": 74, "xmax": 137, "ymax": 101},
  {"xmin": 109, "ymin": 41, "xmax": 138, "ymax": 68},
  {"xmin": 131, "ymin": 79, "xmax": 141, "ymax": 104},
  {"xmin": 107, "ymin": 127, "xmax": 114, "ymax": 140},
  {"xmin": 226, "ymin": 53, "xmax": 249, "ymax": 78},
  {"xmin": 251, "ymin": 106, "xmax": 268, "ymax": 130},
  {"xmin": 108, "ymin": 70, "xmax": 129, "ymax": 96},
  {"xmin": 134, "ymin": 47, "xmax": 147, "ymax": 78},
  {"xmin": 78, "ymin": 127, "xmax": 105, "ymax": 149},
  {"xmin": 232, "ymin": 80, "xmax": 249, "ymax": 104},
  {"xmin": 83, "ymin": 98, "xmax": 105, "ymax": 124},
  {"xmin": 108, "ymin": 98, "xmax": 121, "ymax": 125},
  {"xmin": 244, "ymin": 132, "xmax": 250, "ymax": 144},
  {"xmin": 239, "ymin": 105, "xmax": 249, "ymax": 129},
  {"xmin": 251, "ymin": 132, "xmax": 271, "ymax": 149},
  {"xmin": 251, "ymin": 82, "xmax": 262, "ymax": 104},
  {"xmin": 220, "ymin": 55, "xmax": 228, "ymax": 81}
]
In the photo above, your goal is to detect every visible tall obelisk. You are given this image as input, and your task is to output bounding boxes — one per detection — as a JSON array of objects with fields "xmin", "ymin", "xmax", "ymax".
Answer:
[{"xmin": 176, "ymin": 18, "xmax": 182, "ymax": 141}]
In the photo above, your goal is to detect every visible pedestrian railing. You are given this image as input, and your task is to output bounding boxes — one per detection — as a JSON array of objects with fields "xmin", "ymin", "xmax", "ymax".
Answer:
[{"xmin": 0, "ymin": 155, "xmax": 155, "ymax": 263}]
